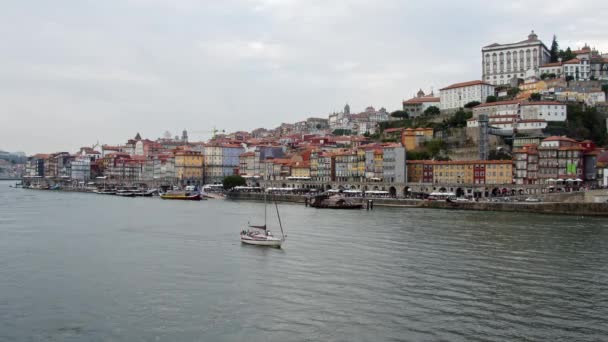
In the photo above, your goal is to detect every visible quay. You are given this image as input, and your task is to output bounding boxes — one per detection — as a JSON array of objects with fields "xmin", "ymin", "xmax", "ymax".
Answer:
[{"xmin": 226, "ymin": 191, "xmax": 608, "ymax": 217}]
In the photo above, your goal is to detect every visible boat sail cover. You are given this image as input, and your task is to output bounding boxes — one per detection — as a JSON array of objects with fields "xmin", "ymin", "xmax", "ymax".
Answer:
[{"xmin": 249, "ymin": 224, "xmax": 267, "ymax": 230}]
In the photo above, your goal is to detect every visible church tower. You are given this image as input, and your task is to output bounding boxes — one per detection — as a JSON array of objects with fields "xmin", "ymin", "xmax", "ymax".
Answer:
[
  {"xmin": 181, "ymin": 129, "xmax": 188, "ymax": 143},
  {"xmin": 344, "ymin": 103, "xmax": 350, "ymax": 115}
]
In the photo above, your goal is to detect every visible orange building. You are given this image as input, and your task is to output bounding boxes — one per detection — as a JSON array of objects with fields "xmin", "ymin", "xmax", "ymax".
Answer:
[{"xmin": 401, "ymin": 127, "xmax": 434, "ymax": 150}]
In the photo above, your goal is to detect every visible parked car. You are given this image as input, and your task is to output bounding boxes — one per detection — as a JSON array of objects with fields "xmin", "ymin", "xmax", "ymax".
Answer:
[{"xmin": 525, "ymin": 197, "xmax": 542, "ymax": 202}]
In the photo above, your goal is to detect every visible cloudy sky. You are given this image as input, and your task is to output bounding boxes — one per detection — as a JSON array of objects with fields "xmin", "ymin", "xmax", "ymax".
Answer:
[{"xmin": 1, "ymin": 0, "xmax": 607, "ymax": 154}]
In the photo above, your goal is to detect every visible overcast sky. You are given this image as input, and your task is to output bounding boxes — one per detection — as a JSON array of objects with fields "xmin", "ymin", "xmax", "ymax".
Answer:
[{"xmin": 1, "ymin": 0, "xmax": 607, "ymax": 154}]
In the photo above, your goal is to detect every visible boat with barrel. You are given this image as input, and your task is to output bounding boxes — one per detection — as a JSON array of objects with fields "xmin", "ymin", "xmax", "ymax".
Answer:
[
  {"xmin": 308, "ymin": 192, "xmax": 363, "ymax": 209},
  {"xmin": 240, "ymin": 191, "xmax": 285, "ymax": 248}
]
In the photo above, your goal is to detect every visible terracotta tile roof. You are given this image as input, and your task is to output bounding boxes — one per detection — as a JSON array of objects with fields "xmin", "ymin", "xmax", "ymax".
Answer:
[
  {"xmin": 519, "ymin": 119, "xmax": 547, "ymax": 123},
  {"xmin": 474, "ymin": 100, "xmax": 520, "ymax": 108},
  {"xmin": 489, "ymin": 114, "xmax": 518, "ymax": 118},
  {"xmin": 542, "ymin": 136, "xmax": 578, "ymax": 143},
  {"xmin": 563, "ymin": 58, "xmax": 581, "ymax": 64},
  {"xmin": 402, "ymin": 96, "xmax": 440, "ymax": 104},
  {"xmin": 540, "ymin": 62, "xmax": 563, "ymax": 67},
  {"xmin": 384, "ymin": 128, "xmax": 404, "ymax": 133},
  {"xmin": 440, "ymin": 80, "xmax": 493, "ymax": 91},
  {"xmin": 520, "ymin": 101, "xmax": 564, "ymax": 106}
]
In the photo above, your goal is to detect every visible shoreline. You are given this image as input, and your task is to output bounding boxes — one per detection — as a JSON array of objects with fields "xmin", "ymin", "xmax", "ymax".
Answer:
[
  {"xmin": 226, "ymin": 192, "xmax": 608, "ymax": 217},
  {"xmin": 10, "ymin": 186, "xmax": 608, "ymax": 217}
]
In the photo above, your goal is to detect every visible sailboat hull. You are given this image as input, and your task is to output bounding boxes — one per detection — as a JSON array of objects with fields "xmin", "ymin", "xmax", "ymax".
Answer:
[{"xmin": 240, "ymin": 235, "xmax": 283, "ymax": 247}]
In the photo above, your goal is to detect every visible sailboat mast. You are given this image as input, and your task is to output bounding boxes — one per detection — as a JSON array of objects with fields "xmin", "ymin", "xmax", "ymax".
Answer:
[
  {"xmin": 264, "ymin": 189, "xmax": 267, "ymax": 226},
  {"xmin": 274, "ymin": 198, "xmax": 285, "ymax": 240}
]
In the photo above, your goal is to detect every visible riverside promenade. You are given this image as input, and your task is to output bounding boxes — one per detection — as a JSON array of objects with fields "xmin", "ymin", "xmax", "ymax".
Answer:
[{"xmin": 226, "ymin": 192, "xmax": 608, "ymax": 217}]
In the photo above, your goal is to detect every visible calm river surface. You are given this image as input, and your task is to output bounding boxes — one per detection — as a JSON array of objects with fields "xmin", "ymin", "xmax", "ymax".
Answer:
[{"xmin": 1, "ymin": 181, "xmax": 608, "ymax": 341}]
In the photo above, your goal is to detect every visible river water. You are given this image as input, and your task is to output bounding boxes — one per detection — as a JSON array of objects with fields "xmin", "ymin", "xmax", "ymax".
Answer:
[{"xmin": 1, "ymin": 181, "xmax": 607, "ymax": 341}]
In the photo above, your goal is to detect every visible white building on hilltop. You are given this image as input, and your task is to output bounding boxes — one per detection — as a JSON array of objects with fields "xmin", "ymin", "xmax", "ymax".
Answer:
[
  {"xmin": 439, "ymin": 80, "xmax": 494, "ymax": 110},
  {"xmin": 482, "ymin": 31, "xmax": 550, "ymax": 85}
]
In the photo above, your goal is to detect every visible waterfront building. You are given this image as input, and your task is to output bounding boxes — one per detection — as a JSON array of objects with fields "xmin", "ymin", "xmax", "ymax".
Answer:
[
  {"xmin": 382, "ymin": 144, "xmax": 406, "ymax": 183},
  {"xmin": 439, "ymin": 80, "xmax": 495, "ymax": 110},
  {"xmin": 221, "ymin": 144, "xmax": 245, "ymax": 178},
  {"xmin": 202, "ymin": 144, "xmax": 223, "ymax": 184},
  {"xmin": 513, "ymin": 144, "xmax": 540, "ymax": 185},
  {"xmin": 402, "ymin": 90, "xmax": 440, "ymax": 118},
  {"xmin": 70, "ymin": 157, "xmax": 91, "ymax": 181},
  {"xmin": 175, "ymin": 150, "xmax": 203, "ymax": 184},
  {"xmin": 596, "ymin": 151, "xmax": 608, "ymax": 187},
  {"xmin": 310, "ymin": 150, "xmax": 336, "ymax": 182},
  {"xmin": 482, "ymin": 31, "xmax": 550, "ymax": 85},
  {"xmin": 290, "ymin": 161, "xmax": 311, "ymax": 178},
  {"xmin": 537, "ymin": 136, "xmax": 584, "ymax": 184},
  {"xmin": 406, "ymin": 160, "xmax": 425, "ymax": 183},
  {"xmin": 239, "ymin": 151, "xmax": 256, "ymax": 177},
  {"xmin": 407, "ymin": 160, "xmax": 512, "ymax": 185}
]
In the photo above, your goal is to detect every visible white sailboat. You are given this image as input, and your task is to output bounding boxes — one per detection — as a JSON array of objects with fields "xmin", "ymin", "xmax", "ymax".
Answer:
[{"xmin": 240, "ymin": 192, "xmax": 286, "ymax": 248}]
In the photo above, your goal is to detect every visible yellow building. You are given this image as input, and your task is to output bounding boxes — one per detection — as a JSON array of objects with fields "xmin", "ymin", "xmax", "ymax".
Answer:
[
  {"xmin": 484, "ymin": 160, "xmax": 513, "ymax": 184},
  {"xmin": 432, "ymin": 161, "xmax": 474, "ymax": 184},
  {"xmin": 373, "ymin": 149, "xmax": 383, "ymax": 180},
  {"xmin": 401, "ymin": 127, "xmax": 434, "ymax": 151},
  {"xmin": 430, "ymin": 160, "xmax": 511, "ymax": 185},
  {"xmin": 357, "ymin": 148, "xmax": 366, "ymax": 179},
  {"xmin": 290, "ymin": 161, "xmax": 311, "ymax": 178},
  {"xmin": 175, "ymin": 150, "xmax": 204, "ymax": 181},
  {"xmin": 518, "ymin": 80, "xmax": 547, "ymax": 100}
]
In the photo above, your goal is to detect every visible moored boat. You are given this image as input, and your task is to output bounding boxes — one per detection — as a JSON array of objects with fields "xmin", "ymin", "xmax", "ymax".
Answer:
[
  {"xmin": 115, "ymin": 189, "xmax": 136, "ymax": 197},
  {"xmin": 160, "ymin": 190, "xmax": 202, "ymax": 201},
  {"xmin": 309, "ymin": 193, "xmax": 363, "ymax": 209}
]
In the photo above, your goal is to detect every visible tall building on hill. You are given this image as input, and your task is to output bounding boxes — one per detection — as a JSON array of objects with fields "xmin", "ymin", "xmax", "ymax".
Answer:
[{"xmin": 482, "ymin": 31, "xmax": 550, "ymax": 85}]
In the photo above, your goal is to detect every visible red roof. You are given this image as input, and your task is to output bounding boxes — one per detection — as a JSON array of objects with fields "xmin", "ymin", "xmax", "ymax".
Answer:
[
  {"xmin": 384, "ymin": 128, "xmax": 404, "ymax": 133},
  {"xmin": 519, "ymin": 119, "xmax": 547, "ymax": 123},
  {"xmin": 440, "ymin": 80, "xmax": 492, "ymax": 91},
  {"xmin": 520, "ymin": 101, "xmax": 564, "ymax": 106},
  {"xmin": 563, "ymin": 58, "xmax": 581, "ymax": 65},
  {"xmin": 402, "ymin": 97, "xmax": 440, "ymax": 104},
  {"xmin": 542, "ymin": 136, "xmax": 578, "ymax": 143},
  {"xmin": 474, "ymin": 100, "xmax": 520, "ymax": 108},
  {"xmin": 541, "ymin": 62, "xmax": 562, "ymax": 67}
]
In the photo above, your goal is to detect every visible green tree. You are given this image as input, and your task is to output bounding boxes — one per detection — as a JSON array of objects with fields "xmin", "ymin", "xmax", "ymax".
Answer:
[
  {"xmin": 390, "ymin": 110, "xmax": 409, "ymax": 120},
  {"xmin": 332, "ymin": 129, "xmax": 353, "ymax": 136},
  {"xmin": 602, "ymin": 84, "xmax": 608, "ymax": 94},
  {"xmin": 558, "ymin": 47, "xmax": 576, "ymax": 61},
  {"xmin": 222, "ymin": 175, "xmax": 246, "ymax": 190},
  {"xmin": 406, "ymin": 150, "xmax": 431, "ymax": 160},
  {"xmin": 464, "ymin": 101, "xmax": 481, "ymax": 109},
  {"xmin": 486, "ymin": 95, "xmax": 497, "ymax": 103},
  {"xmin": 423, "ymin": 139, "xmax": 447, "ymax": 158},
  {"xmin": 565, "ymin": 75, "xmax": 574, "ymax": 82},
  {"xmin": 507, "ymin": 87, "xmax": 521, "ymax": 97},
  {"xmin": 529, "ymin": 92, "xmax": 541, "ymax": 101},
  {"xmin": 424, "ymin": 106, "xmax": 441, "ymax": 116},
  {"xmin": 549, "ymin": 35, "xmax": 559, "ymax": 62},
  {"xmin": 446, "ymin": 109, "xmax": 473, "ymax": 128},
  {"xmin": 489, "ymin": 149, "xmax": 512, "ymax": 160}
]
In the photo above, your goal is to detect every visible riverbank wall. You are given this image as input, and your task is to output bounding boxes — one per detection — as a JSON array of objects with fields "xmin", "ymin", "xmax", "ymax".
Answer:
[{"xmin": 226, "ymin": 192, "xmax": 608, "ymax": 217}]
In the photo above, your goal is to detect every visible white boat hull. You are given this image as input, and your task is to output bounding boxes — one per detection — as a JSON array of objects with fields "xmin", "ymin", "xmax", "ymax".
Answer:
[{"xmin": 240, "ymin": 236, "xmax": 283, "ymax": 247}]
